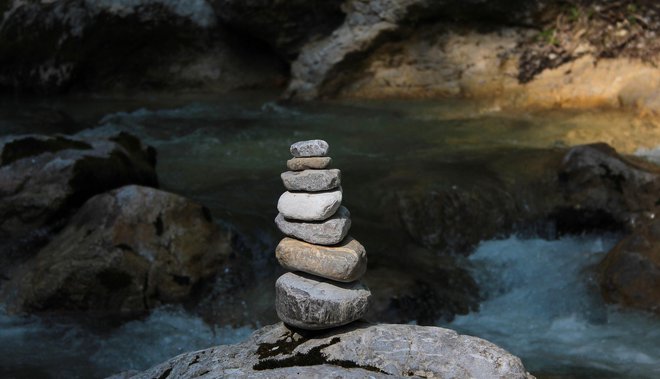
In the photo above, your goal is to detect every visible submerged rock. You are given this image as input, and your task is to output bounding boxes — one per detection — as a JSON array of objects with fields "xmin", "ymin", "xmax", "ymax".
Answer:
[
  {"xmin": 0, "ymin": 185, "xmax": 233, "ymax": 315},
  {"xmin": 599, "ymin": 218, "xmax": 660, "ymax": 315},
  {"xmin": 0, "ymin": 132, "xmax": 157, "ymax": 248},
  {"xmin": 121, "ymin": 322, "xmax": 534, "ymax": 378}
]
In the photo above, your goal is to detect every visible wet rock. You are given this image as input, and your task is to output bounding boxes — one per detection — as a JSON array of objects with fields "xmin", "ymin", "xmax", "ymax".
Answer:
[
  {"xmin": 599, "ymin": 218, "xmax": 660, "ymax": 315},
  {"xmin": 275, "ymin": 272, "xmax": 370, "ymax": 330},
  {"xmin": 0, "ymin": 132, "xmax": 157, "ymax": 247},
  {"xmin": 289, "ymin": 139, "xmax": 329, "ymax": 157},
  {"xmin": 275, "ymin": 206, "xmax": 350, "ymax": 245},
  {"xmin": 0, "ymin": 185, "xmax": 233, "ymax": 315},
  {"xmin": 277, "ymin": 188, "xmax": 342, "ymax": 221},
  {"xmin": 276, "ymin": 236, "xmax": 366, "ymax": 282},
  {"xmin": 557, "ymin": 143, "xmax": 660, "ymax": 232},
  {"xmin": 281, "ymin": 168, "xmax": 340, "ymax": 192},
  {"xmin": 123, "ymin": 322, "xmax": 533, "ymax": 378},
  {"xmin": 287, "ymin": 157, "xmax": 332, "ymax": 171}
]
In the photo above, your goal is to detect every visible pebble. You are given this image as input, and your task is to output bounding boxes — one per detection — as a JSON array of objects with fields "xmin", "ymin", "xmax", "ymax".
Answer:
[
  {"xmin": 287, "ymin": 157, "xmax": 332, "ymax": 171},
  {"xmin": 275, "ymin": 206, "xmax": 350, "ymax": 245},
  {"xmin": 277, "ymin": 188, "xmax": 342, "ymax": 221},
  {"xmin": 281, "ymin": 169, "xmax": 340, "ymax": 192},
  {"xmin": 290, "ymin": 139, "xmax": 329, "ymax": 157}
]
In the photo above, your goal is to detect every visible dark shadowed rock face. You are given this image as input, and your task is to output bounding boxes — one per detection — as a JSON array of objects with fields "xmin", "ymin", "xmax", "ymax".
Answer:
[
  {"xmin": 0, "ymin": 132, "xmax": 157, "ymax": 251},
  {"xmin": 599, "ymin": 218, "xmax": 660, "ymax": 315},
  {"xmin": 556, "ymin": 143, "xmax": 660, "ymax": 233},
  {"xmin": 0, "ymin": 185, "xmax": 233, "ymax": 316},
  {"xmin": 0, "ymin": 0, "xmax": 286, "ymax": 93},
  {"xmin": 117, "ymin": 322, "xmax": 533, "ymax": 379},
  {"xmin": 211, "ymin": 0, "xmax": 345, "ymax": 59}
]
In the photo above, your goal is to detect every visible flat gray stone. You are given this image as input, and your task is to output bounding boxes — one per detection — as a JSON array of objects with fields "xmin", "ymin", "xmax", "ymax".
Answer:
[
  {"xmin": 276, "ymin": 236, "xmax": 366, "ymax": 282},
  {"xmin": 275, "ymin": 272, "xmax": 371, "ymax": 330},
  {"xmin": 290, "ymin": 139, "xmax": 329, "ymax": 157},
  {"xmin": 275, "ymin": 206, "xmax": 350, "ymax": 245},
  {"xmin": 277, "ymin": 188, "xmax": 342, "ymax": 221},
  {"xmin": 287, "ymin": 156, "xmax": 332, "ymax": 171},
  {"xmin": 281, "ymin": 169, "xmax": 340, "ymax": 192}
]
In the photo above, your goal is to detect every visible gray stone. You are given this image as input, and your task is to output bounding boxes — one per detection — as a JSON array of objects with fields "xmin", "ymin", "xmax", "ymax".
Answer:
[
  {"xmin": 277, "ymin": 188, "xmax": 342, "ymax": 221},
  {"xmin": 290, "ymin": 139, "xmax": 329, "ymax": 157},
  {"xmin": 124, "ymin": 322, "xmax": 534, "ymax": 379},
  {"xmin": 287, "ymin": 156, "xmax": 332, "ymax": 170},
  {"xmin": 281, "ymin": 169, "xmax": 340, "ymax": 192},
  {"xmin": 276, "ymin": 236, "xmax": 366, "ymax": 282},
  {"xmin": 275, "ymin": 206, "xmax": 350, "ymax": 245},
  {"xmin": 275, "ymin": 272, "xmax": 371, "ymax": 330}
]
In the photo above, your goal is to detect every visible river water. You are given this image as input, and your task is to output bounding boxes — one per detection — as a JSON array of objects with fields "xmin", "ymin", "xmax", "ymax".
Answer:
[{"xmin": 1, "ymin": 92, "xmax": 659, "ymax": 378}]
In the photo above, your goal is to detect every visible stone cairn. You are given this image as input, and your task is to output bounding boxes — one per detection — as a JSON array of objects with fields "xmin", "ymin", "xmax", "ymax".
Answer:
[{"xmin": 274, "ymin": 139, "xmax": 371, "ymax": 330}]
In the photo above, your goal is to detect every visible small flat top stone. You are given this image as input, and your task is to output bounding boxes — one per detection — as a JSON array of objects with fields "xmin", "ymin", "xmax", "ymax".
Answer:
[
  {"xmin": 290, "ymin": 139, "xmax": 329, "ymax": 157},
  {"xmin": 287, "ymin": 157, "xmax": 332, "ymax": 171}
]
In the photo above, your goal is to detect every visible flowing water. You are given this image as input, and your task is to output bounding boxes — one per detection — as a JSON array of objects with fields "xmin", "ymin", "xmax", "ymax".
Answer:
[{"xmin": 1, "ymin": 92, "xmax": 659, "ymax": 378}]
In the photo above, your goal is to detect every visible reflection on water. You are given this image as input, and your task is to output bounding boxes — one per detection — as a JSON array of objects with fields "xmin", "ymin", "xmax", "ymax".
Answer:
[{"xmin": 1, "ymin": 93, "xmax": 660, "ymax": 378}]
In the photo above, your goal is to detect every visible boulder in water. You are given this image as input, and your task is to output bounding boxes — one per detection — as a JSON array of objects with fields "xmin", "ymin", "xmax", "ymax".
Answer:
[{"xmin": 0, "ymin": 185, "xmax": 233, "ymax": 316}]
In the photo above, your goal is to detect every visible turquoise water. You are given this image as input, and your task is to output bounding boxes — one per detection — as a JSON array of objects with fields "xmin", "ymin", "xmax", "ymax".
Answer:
[{"xmin": 1, "ymin": 93, "xmax": 659, "ymax": 378}]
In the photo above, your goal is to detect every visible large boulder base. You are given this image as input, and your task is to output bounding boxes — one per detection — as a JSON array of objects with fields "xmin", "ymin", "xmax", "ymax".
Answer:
[
  {"xmin": 0, "ymin": 185, "xmax": 233, "ymax": 315},
  {"xmin": 119, "ymin": 322, "xmax": 534, "ymax": 378}
]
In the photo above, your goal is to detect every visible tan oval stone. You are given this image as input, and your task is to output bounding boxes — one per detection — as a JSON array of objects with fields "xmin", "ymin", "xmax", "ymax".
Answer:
[
  {"xmin": 287, "ymin": 157, "xmax": 332, "ymax": 171},
  {"xmin": 276, "ymin": 236, "xmax": 367, "ymax": 282}
]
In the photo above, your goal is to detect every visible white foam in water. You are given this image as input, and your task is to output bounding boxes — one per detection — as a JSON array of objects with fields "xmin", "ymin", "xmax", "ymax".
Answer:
[
  {"xmin": 0, "ymin": 306, "xmax": 253, "ymax": 378},
  {"xmin": 448, "ymin": 235, "xmax": 660, "ymax": 378},
  {"xmin": 635, "ymin": 145, "xmax": 660, "ymax": 165}
]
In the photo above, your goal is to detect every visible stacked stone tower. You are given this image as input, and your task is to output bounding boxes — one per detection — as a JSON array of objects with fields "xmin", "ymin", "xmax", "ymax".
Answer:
[{"xmin": 274, "ymin": 139, "xmax": 371, "ymax": 330}]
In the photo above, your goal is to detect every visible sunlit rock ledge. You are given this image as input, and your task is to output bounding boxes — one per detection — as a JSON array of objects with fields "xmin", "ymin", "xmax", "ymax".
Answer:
[{"xmin": 110, "ymin": 322, "xmax": 535, "ymax": 379}]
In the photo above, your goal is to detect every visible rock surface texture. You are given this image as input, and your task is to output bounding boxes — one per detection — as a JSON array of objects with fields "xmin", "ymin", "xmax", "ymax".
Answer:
[
  {"xmin": 0, "ymin": 132, "xmax": 157, "ymax": 248},
  {"xmin": 274, "ymin": 139, "xmax": 371, "ymax": 330},
  {"xmin": 120, "ymin": 322, "xmax": 534, "ymax": 378},
  {"xmin": 275, "ymin": 206, "xmax": 351, "ymax": 245},
  {"xmin": 0, "ymin": 185, "xmax": 233, "ymax": 315}
]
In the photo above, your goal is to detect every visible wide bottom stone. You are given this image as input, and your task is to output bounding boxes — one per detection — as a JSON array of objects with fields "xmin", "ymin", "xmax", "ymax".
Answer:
[{"xmin": 275, "ymin": 272, "xmax": 370, "ymax": 330}]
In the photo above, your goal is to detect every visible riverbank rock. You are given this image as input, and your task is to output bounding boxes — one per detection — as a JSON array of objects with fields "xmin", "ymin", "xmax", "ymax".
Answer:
[
  {"xmin": 599, "ymin": 218, "xmax": 660, "ymax": 315},
  {"xmin": 0, "ymin": 185, "xmax": 232, "ymax": 315},
  {"xmin": 0, "ymin": 132, "xmax": 158, "ymax": 249},
  {"xmin": 0, "ymin": 0, "xmax": 286, "ymax": 93},
  {"xmin": 275, "ymin": 206, "xmax": 350, "ymax": 245},
  {"xmin": 557, "ymin": 143, "xmax": 660, "ymax": 233},
  {"xmin": 276, "ymin": 237, "xmax": 366, "ymax": 282},
  {"xmin": 120, "ymin": 322, "xmax": 534, "ymax": 378}
]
